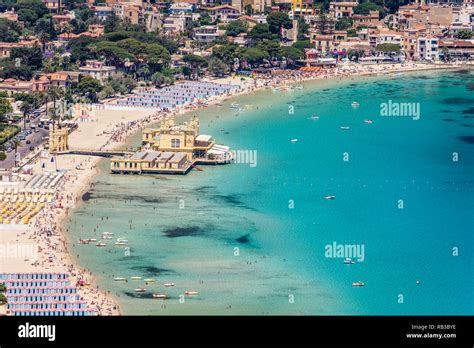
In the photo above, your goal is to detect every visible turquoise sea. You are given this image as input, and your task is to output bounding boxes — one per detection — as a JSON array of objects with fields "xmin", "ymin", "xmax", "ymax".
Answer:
[{"xmin": 65, "ymin": 70, "xmax": 474, "ymax": 315}]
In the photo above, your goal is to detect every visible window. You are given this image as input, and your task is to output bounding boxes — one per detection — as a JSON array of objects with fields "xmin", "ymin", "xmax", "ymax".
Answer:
[{"xmin": 171, "ymin": 138, "xmax": 181, "ymax": 148}]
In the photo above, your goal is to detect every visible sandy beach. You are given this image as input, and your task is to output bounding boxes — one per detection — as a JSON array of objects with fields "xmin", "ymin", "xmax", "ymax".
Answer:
[{"xmin": 0, "ymin": 61, "xmax": 469, "ymax": 316}]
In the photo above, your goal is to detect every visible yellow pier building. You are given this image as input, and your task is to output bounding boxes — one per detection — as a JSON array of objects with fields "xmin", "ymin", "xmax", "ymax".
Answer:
[{"xmin": 111, "ymin": 117, "xmax": 232, "ymax": 175}]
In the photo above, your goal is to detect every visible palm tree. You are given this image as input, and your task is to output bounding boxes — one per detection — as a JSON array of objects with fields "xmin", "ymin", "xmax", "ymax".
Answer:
[
  {"xmin": 47, "ymin": 86, "xmax": 64, "ymax": 131},
  {"xmin": 19, "ymin": 101, "xmax": 33, "ymax": 130},
  {"xmin": 40, "ymin": 92, "xmax": 49, "ymax": 118},
  {"xmin": 12, "ymin": 139, "xmax": 20, "ymax": 167},
  {"xmin": 38, "ymin": 32, "xmax": 50, "ymax": 52}
]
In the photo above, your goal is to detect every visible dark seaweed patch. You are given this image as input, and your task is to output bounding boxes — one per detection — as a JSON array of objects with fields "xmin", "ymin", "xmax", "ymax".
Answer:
[
  {"xmin": 453, "ymin": 69, "xmax": 471, "ymax": 75},
  {"xmin": 466, "ymin": 83, "xmax": 474, "ymax": 91},
  {"xmin": 462, "ymin": 124, "xmax": 473, "ymax": 128},
  {"xmin": 163, "ymin": 226, "xmax": 205, "ymax": 238},
  {"xmin": 82, "ymin": 191, "xmax": 93, "ymax": 201},
  {"xmin": 462, "ymin": 107, "xmax": 474, "ymax": 115},
  {"xmin": 442, "ymin": 110, "xmax": 453, "ymax": 113},
  {"xmin": 236, "ymin": 234, "xmax": 250, "ymax": 244},
  {"xmin": 129, "ymin": 265, "xmax": 174, "ymax": 275},
  {"xmin": 123, "ymin": 292, "xmax": 176, "ymax": 299},
  {"xmin": 441, "ymin": 97, "xmax": 474, "ymax": 105},
  {"xmin": 442, "ymin": 118, "xmax": 455, "ymax": 122},
  {"xmin": 458, "ymin": 135, "xmax": 474, "ymax": 144}
]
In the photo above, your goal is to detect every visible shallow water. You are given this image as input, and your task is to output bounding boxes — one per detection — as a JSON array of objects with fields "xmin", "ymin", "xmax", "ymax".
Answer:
[{"xmin": 65, "ymin": 70, "xmax": 474, "ymax": 315}]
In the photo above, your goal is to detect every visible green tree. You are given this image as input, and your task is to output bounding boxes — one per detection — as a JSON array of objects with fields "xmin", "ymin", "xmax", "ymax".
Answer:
[
  {"xmin": 10, "ymin": 46, "xmax": 43, "ymax": 71},
  {"xmin": 19, "ymin": 100, "xmax": 33, "ymax": 130},
  {"xmin": 74, "ymin": 75, "xmax": 103, "ymax": 102},
  {"xmin": 335, "ymin": 17, "xmax": 353, "ymax": 31},
  {"xmin": 266, "ymin": 12, "xmax": 292, "ymax": 35},
  {"xmin": 150, "ymin": 72, "xmax": 173, "ymax": 87},
  {"xmin": 249, "ymin": 24, "xmax": 273, "ymax": 41},
  {"xmin": 208, "ymin": 57, "xmax": 229, "ymax": 77},
  {"xmin": 183, "ymin": 54, "xmax": 208, "ymax": 79},
  {"xmin": 297, "ymin": 18, "xmax": 309, "ymax": 41},
  {"xmin": 17, "ymin": 8, "xmax": 38, "ymax": 26},
  {"xmin": 226, "ymin": 20, "xmax": 248, "ymax": 37},
  {"xmin": 292, "ymin": 40, "xmax": 312, "ymax": 53},
  {"xmin": 456, "ymin": 30, "xmax": 473, "ymax": 40},
  {"xmin": 0, "ymin": 98, "xmax": 13, "ymax": 124},
  {"xmin": 375, "ymin": 43, "xmax": 400, "ymax": 53},
  {"xmin": 238, "ymin": 48, "xmax": 269, "ymax": 65},
  {"xmin": 279, "ymin": 46, "xmax": 304, "ymax": 61}
]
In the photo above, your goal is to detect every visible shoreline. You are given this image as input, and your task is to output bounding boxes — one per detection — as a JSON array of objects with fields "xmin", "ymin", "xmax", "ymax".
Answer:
[{"xmin": 3, "ymin": 62, "xmax": 470, "ymax": 316}]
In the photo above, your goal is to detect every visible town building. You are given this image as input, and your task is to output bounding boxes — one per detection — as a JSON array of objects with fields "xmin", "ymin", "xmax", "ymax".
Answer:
[
  {"xmin": 208, "ymin": 5, "xmax": 240, "ymax": 22},
  {"xmin": 79, "ymin": 60, "xmax": 116, "ymax": 83}
]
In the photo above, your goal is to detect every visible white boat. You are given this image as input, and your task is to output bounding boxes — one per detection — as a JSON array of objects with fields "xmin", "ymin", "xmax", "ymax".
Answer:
[
  {"xmin": 164, "ymin": 283, "xmax": 175, "ymax": 287},
  {"xmin": 153, "ymin": 293, "xmax": 167, "ymax": 299},
  {"xmin": 96, "ymin": 242, "xmax": 107, "ymax": 247},
  {"xmin": 102, "ymin": 232, "xmax": 114, "ymax": 236},
  {"xmin": 89, "ymin": 238, "xmax": 97, "ymax": 242},
  {"xmin": 144, "ymin": 278, "xmax": 155, "ymax": 282},
  {"xmin": 230, "ymin": 103, "xmax": 240, "ymax": 109},
  {"xmin": 131, "ymin": 276, "xmax": 142, "ymax": 280},
  {"xmin": 79, "ymin": 239, "xmax": 89, "ymax": 244},
  {"xmin": 290, "ymin": 138, "xmax": 298, "ymax": 143},
  {"xmin": 134, "ymin": 288, "xmax": 147, "ymax": 293},
  {"xmin": 352, "ymin": 281, "xmax": 365, "ymax": 287},
  {"xmin": 363, "ymin": 119, "xmax": 373, "ymax": 124},
  {"xmin": 344, "ymin": 258, "xmax": 356, "ymax": 264},
  {"xmin": 115, "ymin": 241, "xmax": 128, "ymax": 246},
  {"xmin": 325, "ymin": 195, "xmax": 336, "ymax": 200},
  {"xmin": 309, "ymin": 116, "xmax": 320, "ymax": 120},
  {"xmin": 116, "ymin": 238, "xmax": 129, "ymax": 243},
  {"xmin": 351, "ymin": 101, "xmax": 360, "ymax": 108},
  {"xmin": 114, "ymin": 277, "xmax": 127, "ymax": 281},
  {"xmin": 340, "ymin": 126, "xmax": 350, "ymax": 130},
  {"xmin": 416, "ymin": 280, "xmax": 421, "ymax": 285},
  {"xmin": 102, "ymin": 235, "xmax": 113, "ymax": 240},
  {"xmin": 185, "ymin": 290, "xmax": 199, "ymax": 296}
]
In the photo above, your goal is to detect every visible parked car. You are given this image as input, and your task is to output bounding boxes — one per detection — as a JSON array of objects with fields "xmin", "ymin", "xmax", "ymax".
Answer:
[
  {"xmin": 29, "ymin": 146, "xmax": 35, "ymax": 151},
  {"xmin": 26, "ymin": 140, "xmax": 31, "ymax": 144}
]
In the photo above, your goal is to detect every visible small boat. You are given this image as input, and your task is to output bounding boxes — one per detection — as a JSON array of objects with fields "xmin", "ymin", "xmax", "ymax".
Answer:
[
  {"xmin": 89, "ymin": 238, "xmax": 97, "ymax": 242},
  {"xmin": 153, "ymin": 293, "xmax": 167, "ymax": 299},
  {"xmin": 325, "ymin": 196, "xmax": 336, "ymax": 200},
  {"xmin": 115, "ymin": 241, "xmax": 128, "ymax": 246},
  {"xmin": 309, "ymin": 116, "xmax": 320, "ymax": 120},
  {"xmin": 164, "ymin": 283, "xmax": 175, "ymax": 287},
  {"xmin": 363, "ymin": 119, "xmax": 373, "ymax": 124},
  {"xmin": 102, "ymin": 232, "xmax": 114, "ymax": 236},
  {"xmin": 114, "ymin": 277, "xmax": 127, "ymax": 281},
  {"xmin": 131, "ymin": 276, "xmax": 142, "ymax": 281},
  {"xmin": 116, "ymin": 238, "xmax": 128, "ymax": 243},
  {"xmin": 185, "ymin": 290, "xmax": 199, "ymax": 296},
  {"xmin": 344, "ymin": 258, "xmax": 355, "ymax": 264},
  {"xmin": 340, "ymin": 126, "xmax": 350, "ymax": 130},
  {"xmin": 134, "ymin": 288, "xmax": 147, "ymax": 293},
  {"xmin": 416, "ymin": 280, "xmax": 421, "ymax": 285},
  {"xmin": 352, "ymin": 281, "xmax": 365, "ymax": 287},
  {"xmin": 351, "ymin": 101, "xmax": 360, "ymax": 108},
  {"xmin": 79, "ymin": 239, "xmax": 89, "ymax": 244},
  {"xmin": 102, "ymin": 235, "xmax": 113, "ymax": 240},
  {"xmin": 144, "ymin": 278, "xmax": 155, "ymax": 282},
  {"xmin": 96, "ymin": 242, "xmax": 107, "ymax": 247},
  {"xmin": 229, "ymin": 103, "xmax": 240, "ymax": 109},
  {"xmin": 290, "ymin": 138, "xmax": 298, "ymax": 143}
]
